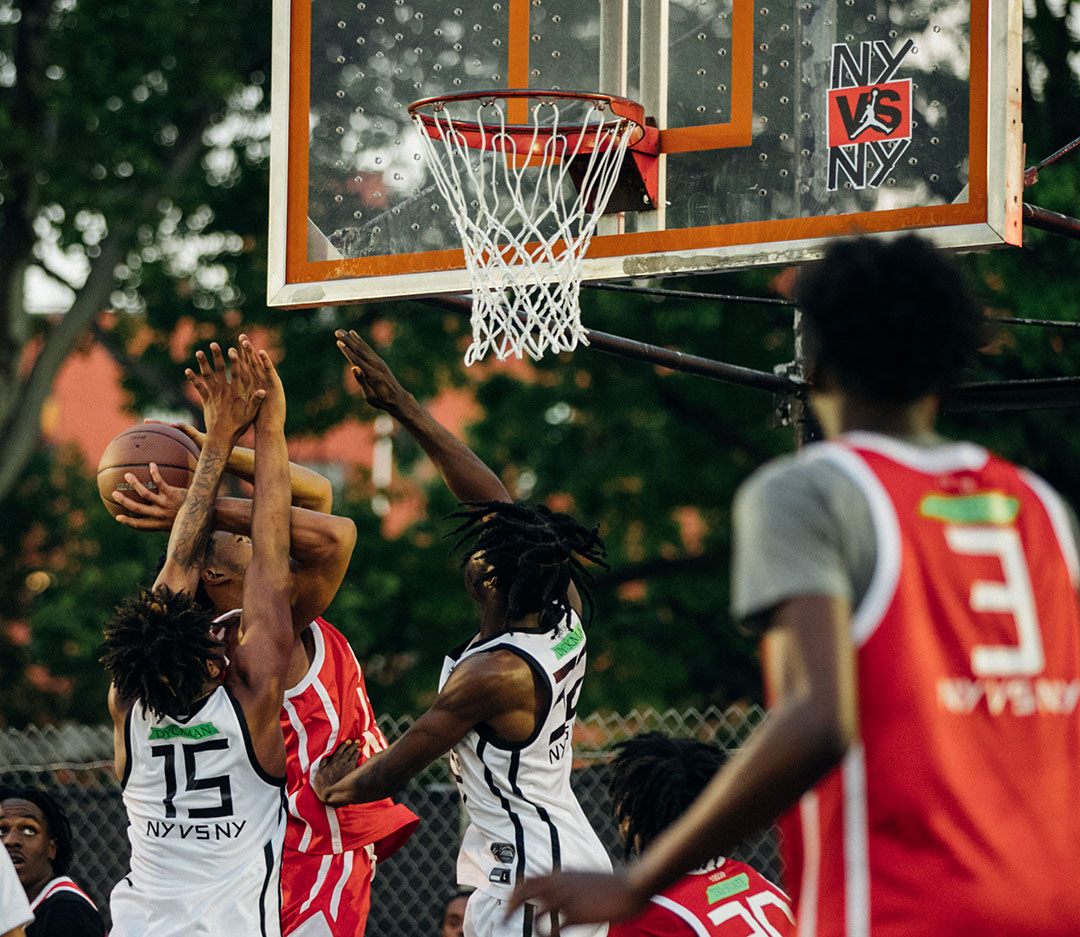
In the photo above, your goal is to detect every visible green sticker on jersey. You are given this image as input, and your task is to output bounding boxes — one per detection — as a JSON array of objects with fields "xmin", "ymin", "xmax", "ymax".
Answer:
[
  {"xmin": 148, "ymin": 722, "xmax": 220, "ymax": 741},
  {"xmin": 707, "ymin": 873, "xmax": 750, "ymax": 903},
  {"xmin": 552, "ymin": 621, "xmax": 585, "ymax": 660},
  {"xmin": 919, "ymin": 492, "xmax": 1019, "ymax": 525}
]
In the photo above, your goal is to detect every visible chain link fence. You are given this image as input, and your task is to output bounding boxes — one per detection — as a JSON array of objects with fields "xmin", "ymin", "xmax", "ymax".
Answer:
[{"xmin": 0, "ymin": 705, "xmax": 772, "ymax": 935}]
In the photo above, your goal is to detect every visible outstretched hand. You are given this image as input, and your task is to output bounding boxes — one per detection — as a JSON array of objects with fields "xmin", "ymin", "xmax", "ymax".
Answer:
[
  {"xmin": 335, "ymin": 329, "xmax": 409, "ymax": 413},
  {"xmin": 509, "ymin": 871, "xmax": 648, "ymax": 927},
  {"xmin": 239, "ymin": 334, "xmax": 286, "ymax": 430},
  {"xmin": 185, "ymin": 342, "xmax": 265, "ymax": 442},
  {"xmin": 112, "ymin": 463, "xmax": 187, "ymax": 530},
  {"xmin": 312, "ymin": 739, "xmax": 361, "ymax": 803}
]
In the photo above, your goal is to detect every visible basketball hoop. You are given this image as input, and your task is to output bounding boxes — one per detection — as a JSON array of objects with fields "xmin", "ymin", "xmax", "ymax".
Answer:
[{"xmin": 408, "ymin": 89, "xmax": 659, "ymax": 364}]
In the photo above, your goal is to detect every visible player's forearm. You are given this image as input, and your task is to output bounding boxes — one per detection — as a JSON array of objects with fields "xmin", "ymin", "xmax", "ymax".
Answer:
[
  {"xmin": 225, "ymin": 445, "xmax": 333, "ymax": 513},
  {"xmin": 389, "ymin": 394, "xmax": 510, "ymax": 503},
  {"xmin": 213, "ymin": 499, "xmax": 356, "ymax": 562},
  {"xmin": 626, "ymin": 697, "xmax": 850, "ymax": 900},
  {"xmin": 322, "ymin": 750, "xmax": 404, "ymax": 806},
  {"xmin": 251, "ymin": 422, "xmax": 293, "ymax": 579},
  {"xmin": 158, "ymin": 429, "xmax": 233, "ymax": 585}
]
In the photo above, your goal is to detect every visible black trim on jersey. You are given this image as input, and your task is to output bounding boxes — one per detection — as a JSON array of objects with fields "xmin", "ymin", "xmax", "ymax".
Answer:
[
  {"xmin": 258, "ymin": 838, "xmax": 276, "ymax": 937},
  {"xmin": 477, "ymin": 739, "xmax": 527, "ymax": 885},
  {"xmin": 120, "ymin": 708, "xmax": 134, "ymax": 789},
  {"xmin": 224, "ymin": 686, "xmax": 286, "ymax": 788},
  {"xmin": 508, "ymin": 750, "xmax": 562, "ymax": 874},
  {"xmin": 472, "ymin": 645, "xmax": 551, "ymax": 752},
  {"xmin": 522, "ymin": 900, "xmax": 535, "ymax": 937}
]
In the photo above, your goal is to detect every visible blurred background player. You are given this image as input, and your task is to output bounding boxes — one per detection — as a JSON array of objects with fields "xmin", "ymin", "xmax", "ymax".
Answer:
[
  {"xmin": 605, "ymin": 734, "xmax": 792, "ymax": 937},
  {"xmin": 0, "ymin": 787, "xmax": 103, "ymax": 937},
  {"xmin": 0, "ymin": 807, "xmax": 31, "ymax": 937},
  {"xmin": 513, "ymin": 235, "xmax": 1080, "ymax": 936},
  {"xmin": 101, "ymin": 338, "xmax": 293, "ymax": 935},
  {"xmin": 310, "ymin": 331, "xmax": 613, "ymax": 937},
  {"xmin": 439, "ymin": 888, "xmax": 472, "ymax": 937},
  {"xmin": 111, "ymin": 427, "xmax": 417, "ymax": 936}
]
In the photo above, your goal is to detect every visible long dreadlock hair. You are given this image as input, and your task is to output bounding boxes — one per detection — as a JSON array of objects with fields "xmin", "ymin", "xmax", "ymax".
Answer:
[
  {"xmin": 0, "ymin": 786, "xmax": 75, "ymax": 875},
  {"xmin": 609, "ymin": 731, "xmax": 727, "ymax": 859},
  {"xmin": 448, "ymin": 500, "xmax": 608, "ymax": 631},
  {"xmin": 99, "ymin": 585, "xmax": 222, "ymax": 720}
]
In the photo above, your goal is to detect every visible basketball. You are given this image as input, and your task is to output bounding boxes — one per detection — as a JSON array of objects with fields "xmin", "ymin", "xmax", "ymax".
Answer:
[{"xmin": 96, "ymin": 423, "xmax": 201, "ymax": 518}]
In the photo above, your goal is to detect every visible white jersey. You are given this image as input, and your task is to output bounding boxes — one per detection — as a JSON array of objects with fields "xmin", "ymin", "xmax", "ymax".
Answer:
[
  {"xmin": 439, "ymin": 612, "xmax": 612, "ymax": 900},
  {"xmin": 110, "ymin": 685, "xmax": 287, "ymax": 937}
]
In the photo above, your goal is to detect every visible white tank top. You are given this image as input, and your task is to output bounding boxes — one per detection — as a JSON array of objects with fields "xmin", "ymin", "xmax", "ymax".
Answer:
[
  {"xmin": 111, "ymin": 685, "xmax": 286, "ymax": 937},
  {"xmin": 438, "ymin": 612, "xmax": 612, "ymax": 898}
]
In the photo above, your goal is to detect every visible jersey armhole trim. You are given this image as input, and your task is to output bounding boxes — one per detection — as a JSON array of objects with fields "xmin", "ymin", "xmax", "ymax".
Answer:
[
  {"xmin": 120, "ymin": 707, "xmax": 134, "ymax": 789},
  {"xmin": 1019, "ymin": 468, "xmax": 1080, "ymax": 587},
  {"xmin": 473, "ymin": 645, "xmax": 552, "ymax": 752},
  {"xmin": 224, "ymin": 686, "xmax": 287, "ymax": 788},
  {"xmin": 811, "ymin": 443, "xmax": 902, "ymax": 647}
]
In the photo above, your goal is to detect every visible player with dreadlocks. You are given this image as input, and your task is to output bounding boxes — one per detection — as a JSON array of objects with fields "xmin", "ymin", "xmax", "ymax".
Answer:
[
  {"xmin": 102, "ymin": 338, "xmax": 295, "ymax": 937},
  {"xmin": 312, "ymin": 331, "xmax": 613, "ymax": 937},
  {"xmin": 604, "ymin": 733, "xmax": 792, "ymax": 937}
]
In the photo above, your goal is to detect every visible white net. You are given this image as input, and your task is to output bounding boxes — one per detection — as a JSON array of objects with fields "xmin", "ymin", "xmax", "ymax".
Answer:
[{"xmin": 412, "ymin": 94, "xmax": 638, "ymax": 364}]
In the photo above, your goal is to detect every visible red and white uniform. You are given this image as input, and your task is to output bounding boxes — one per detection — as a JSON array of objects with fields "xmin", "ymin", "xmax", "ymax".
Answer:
[
  {"xmin": 280, "ymin": 618, "xmax": 418, "ymax": 936},
  {"xmin": 610, "ymin": 859, "xmax": 793, "ymax": 937},
  {"xmin": 784, "ymin": 436, "xmax": 1080, "ymax": 937},
  {"xmin": 30, "ymin": 876, "xmax": 98, "ymax": 913}
]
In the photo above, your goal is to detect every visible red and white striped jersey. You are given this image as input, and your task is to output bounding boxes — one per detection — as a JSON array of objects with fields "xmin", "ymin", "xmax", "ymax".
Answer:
[
  {"xmin": 30, "ymin": 875, "xmax": 98, "ymax": 912},
  {"xmin": 783, "ymin": 434, "xmax": 1080, "ymax": 937},
  {"xmin": 610, "ymin": 859, "xmax": 793, "ymax": 937},
  {"xmin": 281, "ymin": 618, "xmax": 417, "ymax": 858}
]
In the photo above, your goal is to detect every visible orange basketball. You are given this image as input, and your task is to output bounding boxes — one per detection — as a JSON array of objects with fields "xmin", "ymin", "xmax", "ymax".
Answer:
[{"xmin": 97, "ymin": 423, "xmax": 201, "ymax": 518}]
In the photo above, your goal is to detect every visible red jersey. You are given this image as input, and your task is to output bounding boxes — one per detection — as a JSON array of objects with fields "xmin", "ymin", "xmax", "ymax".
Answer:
[
  {"xmin": 281, "ymin": 618, "xmax": 418, "ymax": 857},
  {"xmin": 782, "ymin": 436, "xmax": 1080, "ymax": 937},
  {"xmin": 610, "ymin": 859, "xmax": 793, "ymax": 937}
]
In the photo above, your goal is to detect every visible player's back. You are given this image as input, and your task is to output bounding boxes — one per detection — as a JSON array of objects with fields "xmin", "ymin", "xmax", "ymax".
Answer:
[
  {"xmin": 788, "ymin": 435, "xmax": 1080, "ymax": 937},
  {"xmin": 111, "ymin": 684, "xmax": 286, "ymax": 937},
  {"xmin": 610, "ymin": 858, "xmax": 793, "ymax": 937},
  {"xmin": 439, "ymin": 611, "xmax": 611, "ymax": 898}
]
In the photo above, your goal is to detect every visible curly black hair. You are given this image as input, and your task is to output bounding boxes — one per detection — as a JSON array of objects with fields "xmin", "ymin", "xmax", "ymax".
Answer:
[
  {"xmin": 0, "ymin": 786, "xmax": 75, "ymax": 875},
  {"xmin": 609, "ymin": 731, "xmax": 727, "ymax": 859},
  {"xmin": 448, "ymin": 501, "xmax": 608, "ymax": 631},
  {"xmin": 797, "ymin": 235, "xmax": 985, "ymax": 402},
  {"xmin": 100, "ymin": 585, "xmax": 222, "ymax": 720}
]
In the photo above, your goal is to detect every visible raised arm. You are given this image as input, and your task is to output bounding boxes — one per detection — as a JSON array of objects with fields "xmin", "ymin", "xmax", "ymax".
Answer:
[
  {"xmin": 153, "ymin": 343, "xmax": 265, "ymax": 595},
  {"xmin": 336, "ymin": 329, "xmax": 511, "ymax": 504},
  {"xmin": 166, "ymin": 423, "xmax": 333, "ymax": 513},
  {"xmin": 226, "ymin": 341, "xmax": 294, "ymax": 774},
  {"xmin": 111, "ymin": 475, "xmax": 356, "ymax": 630}
]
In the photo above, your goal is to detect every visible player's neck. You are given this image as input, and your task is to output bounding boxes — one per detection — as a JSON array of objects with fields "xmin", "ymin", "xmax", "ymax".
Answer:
[{"xmin": 815, "ymin": 392, "xmax": 938, "ymax": 440}]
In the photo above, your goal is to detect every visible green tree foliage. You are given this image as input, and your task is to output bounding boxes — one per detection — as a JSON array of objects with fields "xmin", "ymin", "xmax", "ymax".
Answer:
[
  {"xmin": 2, "ymin": 1, "xmax": 1080, "ymax": 728},
  {"xmin": 0, "ymin": 0, "xmax": 272, "ymax": 500}
]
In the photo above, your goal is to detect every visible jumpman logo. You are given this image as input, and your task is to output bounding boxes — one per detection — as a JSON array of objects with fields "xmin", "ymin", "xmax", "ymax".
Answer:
[{"xmin": 848, "ymin": 88, "xmax": 896, "ymax": 140}]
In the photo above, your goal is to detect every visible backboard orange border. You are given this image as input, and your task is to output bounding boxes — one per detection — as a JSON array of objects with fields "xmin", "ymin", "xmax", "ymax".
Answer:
[{"xmin": 267, "ymin": 0, "xmax": 1022, "ymax": 308}]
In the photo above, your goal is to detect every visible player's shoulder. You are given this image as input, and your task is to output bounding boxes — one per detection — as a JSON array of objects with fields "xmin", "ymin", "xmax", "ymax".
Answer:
[{"xmin": 735, "ymin": 443, "xmax": 862, "ymax": 517}]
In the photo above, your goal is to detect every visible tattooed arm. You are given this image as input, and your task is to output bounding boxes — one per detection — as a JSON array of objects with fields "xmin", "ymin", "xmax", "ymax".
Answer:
[{"xmin": 154, "ymin": 340, "xmax": 266, "ymax": 595}]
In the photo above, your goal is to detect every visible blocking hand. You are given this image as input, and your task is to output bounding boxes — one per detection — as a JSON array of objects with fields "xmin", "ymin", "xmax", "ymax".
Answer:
[
  {"xmin": 335, "ymin": 329, "xmax": 409, "ymax": 413},
  {"xmin": 238, "ymin": 334, "xmax": 286, "ymax": 430},
  {"xmin": 185, "ymin": 342, "xmax": 265, "ymax": 442}
]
